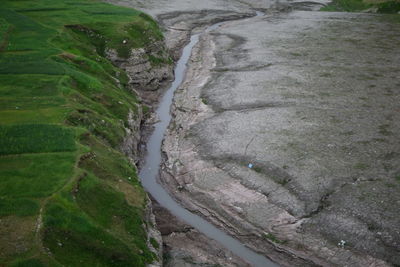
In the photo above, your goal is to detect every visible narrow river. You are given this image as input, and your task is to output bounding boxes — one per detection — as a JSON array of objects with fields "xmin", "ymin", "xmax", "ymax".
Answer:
[{"xmin": 139, "ymin": 13, "xmax": 278, "ymax": 267}]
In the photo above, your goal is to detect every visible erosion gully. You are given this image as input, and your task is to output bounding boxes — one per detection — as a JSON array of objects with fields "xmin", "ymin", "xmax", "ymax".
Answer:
[{"xmin": 139, "ymin": 11, "xmax": 278, "ymax": 267}]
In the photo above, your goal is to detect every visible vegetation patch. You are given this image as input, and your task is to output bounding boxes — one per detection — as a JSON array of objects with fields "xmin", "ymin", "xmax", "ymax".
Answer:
[
  {"xmin": 0, "ymin": 75, "xmax": 61, "ymax": 97},
  {"xmin": 263, "ymin": 232, "xmax": 287, "ymax": 244},
  {"xmin": 10, "ymin": 259, "xmax": 45, "ymax": 267},
  {"xmin": 354, "ymin": 162, "xmax": 369, "ymax": 170},
  {"xmin": 43, "ymin": 196, "xmax": 154, "ymax": 266},
  {"xmin": 376, "ymin": 1, "xmax": 400, "ymax": 13},
  {"xmin": 0, "ymin": 124, "xmax": 76, "ymax": 155},
  {"xmin": 0, "ymin": 198, "xmax": 40, "ymax": 217},
  {"xmin": 321, "ymin": 0, "xmax": 400, "ymax": 13},
  {"xmin": 148, "ymin": 54, "xmax": 173, "ymax": 66},
  {"xmin": 378, "ymin": 123, "xmax": 393, "ymax": 136},
  {"xmin": 0, "ymin": 153, "xmax": 76, "ymax": 198},
  {"xmin": 321, "ymin": 0, "xmax": 371, "ymax": 12},
  {"xmin": 150, "ymin": 237, "xmax": 160, "ymax": 249},
  {"xmin": 78, "ymin": 133, "xmax": 143, "ymax": 190}
]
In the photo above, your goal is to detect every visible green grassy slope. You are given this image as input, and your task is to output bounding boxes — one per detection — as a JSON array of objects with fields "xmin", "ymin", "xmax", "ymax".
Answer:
[{"xmin": 0, "ymin": 0, "xmax": 162, "ymax": 266}]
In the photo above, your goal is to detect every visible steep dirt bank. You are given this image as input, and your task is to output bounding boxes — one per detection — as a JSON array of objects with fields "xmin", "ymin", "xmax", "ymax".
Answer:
[
  {"xmin": 105, "ymin": 27, "xmax": 175, "ymax": 267},
  {"xmin": 106, "ymin": 40, "xmax": 173, "ymax": 164}
]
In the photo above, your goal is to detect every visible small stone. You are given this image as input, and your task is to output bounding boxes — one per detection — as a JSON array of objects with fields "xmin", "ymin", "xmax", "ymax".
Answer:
[{"xmin": 122, "ymin": 40, "xmax": 127, "ymax": 44}]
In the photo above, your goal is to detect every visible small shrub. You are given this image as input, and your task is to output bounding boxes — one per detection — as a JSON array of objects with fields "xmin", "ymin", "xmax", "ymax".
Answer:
[
  {"xmin": 150, "ymin": 237, "xmax": 159, "ymax": 249},
  {"xmin": 263, "ymin": 232, "xmax": 287, "ymax": 244}
]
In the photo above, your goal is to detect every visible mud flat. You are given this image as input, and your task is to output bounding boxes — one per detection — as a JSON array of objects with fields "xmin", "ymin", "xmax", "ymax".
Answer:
[{"xmin": 161, "ymin": 9, "xmax": 400, "ymax": 267}]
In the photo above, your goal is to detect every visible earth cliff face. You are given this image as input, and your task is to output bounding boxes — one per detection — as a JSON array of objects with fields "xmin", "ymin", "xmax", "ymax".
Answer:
[{"xmin": 108, "ymin": 0, "xmax": 400, "ymax": 266}]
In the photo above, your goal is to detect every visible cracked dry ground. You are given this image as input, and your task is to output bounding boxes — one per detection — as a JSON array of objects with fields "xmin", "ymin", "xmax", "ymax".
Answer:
[{"xmin": 162, "ymin": 10, "xmax": 400, "ymax": 267}]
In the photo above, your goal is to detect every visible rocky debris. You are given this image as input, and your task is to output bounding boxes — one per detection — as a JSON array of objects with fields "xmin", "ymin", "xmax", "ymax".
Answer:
[
  {"xmin": 106, "ymin": 41, "xmax": 173, "ymax": 93},
  {"xmin": 144, "ymin": 196, "xmax": 164, "ymax": 267},
  {"xmin": 120, "ymin": 109, "xmax": 143, "ymax": 165},
  {"xmin": 151, "ymin": 197, "xmax": 250, "ymax": 267}
]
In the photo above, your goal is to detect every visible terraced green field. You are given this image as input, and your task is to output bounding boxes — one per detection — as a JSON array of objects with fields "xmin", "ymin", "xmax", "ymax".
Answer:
[{"xmin": 0, "ymin": 0, "xmax": 162, "ymax": 266}]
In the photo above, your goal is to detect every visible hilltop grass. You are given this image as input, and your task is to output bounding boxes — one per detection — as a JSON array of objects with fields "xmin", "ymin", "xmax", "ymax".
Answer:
[
  {"xmin": 321, "ymin": 0, "xmax": 400, "ymax": 13},
  {"xmin": 0, "ymin": 0, "xmax": 165, "ymax": 265}
]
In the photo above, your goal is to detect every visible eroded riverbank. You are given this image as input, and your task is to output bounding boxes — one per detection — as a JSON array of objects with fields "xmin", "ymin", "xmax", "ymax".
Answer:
[{"xmin": 139, "ymin": 15, "xmax": 279, "ymax": 266}]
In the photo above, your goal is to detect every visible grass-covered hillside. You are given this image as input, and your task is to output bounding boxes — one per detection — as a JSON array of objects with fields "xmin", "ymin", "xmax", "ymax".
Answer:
[{"xmin": 0, "ymin": 0, "xmax": 163, "ymax": 266}]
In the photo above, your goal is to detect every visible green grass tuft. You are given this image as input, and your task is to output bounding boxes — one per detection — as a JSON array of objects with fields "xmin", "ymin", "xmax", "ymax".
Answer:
[
  {"xmin": 0, "ymin": 198, "xmax": 40, "ymax": 217},
  {"xmin": 150, "ymin": 237, "xmax": 160, "ymax": 249},
  {"xmin": 321, "ymin": 0, "xmax": 371, "ymax": 12},
  {"xmin": 321, "ymin": 0, "xmax": 400, "ymax": 12},
  {"xmin": 263, "ymin": 232, "xmax": 287, "ymax": 244}
]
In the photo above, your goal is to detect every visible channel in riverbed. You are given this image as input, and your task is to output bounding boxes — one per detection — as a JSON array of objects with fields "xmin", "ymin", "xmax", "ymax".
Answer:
[{"xmin": 139, "ymin": 16, "xmax": 278, "ymax": 267}]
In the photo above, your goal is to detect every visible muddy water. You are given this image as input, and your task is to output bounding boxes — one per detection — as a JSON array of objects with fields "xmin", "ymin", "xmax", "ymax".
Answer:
[{"xmin": 139, "ymin": 18, "xmax": 278, "ymax": 267}]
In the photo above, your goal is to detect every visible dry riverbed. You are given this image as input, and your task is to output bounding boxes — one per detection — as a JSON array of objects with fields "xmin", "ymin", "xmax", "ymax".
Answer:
[{"xmin": 109, "ymin": 0, "xmax": 400, "ymax": 266}]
